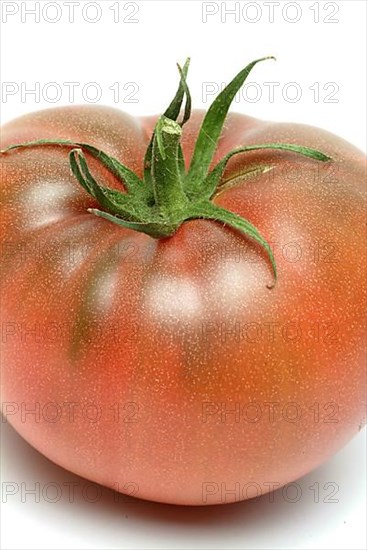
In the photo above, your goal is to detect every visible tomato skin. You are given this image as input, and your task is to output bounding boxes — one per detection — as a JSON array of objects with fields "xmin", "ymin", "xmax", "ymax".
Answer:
[{"xmin": 1, "ymin": 106, "xmax": 366, "ymax": 505}]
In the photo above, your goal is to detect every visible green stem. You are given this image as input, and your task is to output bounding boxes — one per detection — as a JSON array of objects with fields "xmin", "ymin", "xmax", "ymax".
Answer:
[{"xmin": 151, "ymin": 116, "xmax": 188, "ymax": 219}]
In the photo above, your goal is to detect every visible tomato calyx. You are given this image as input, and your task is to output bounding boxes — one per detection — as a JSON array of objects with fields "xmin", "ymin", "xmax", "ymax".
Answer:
[{"xmin": 1, "ymin": 57, "xmax": 332, "ymax": 286}]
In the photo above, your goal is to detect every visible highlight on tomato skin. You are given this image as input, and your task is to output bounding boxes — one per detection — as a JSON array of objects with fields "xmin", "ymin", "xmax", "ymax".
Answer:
[{"xmin": 0, "ymin": 57, "xmax": 366, "ymax": 506}]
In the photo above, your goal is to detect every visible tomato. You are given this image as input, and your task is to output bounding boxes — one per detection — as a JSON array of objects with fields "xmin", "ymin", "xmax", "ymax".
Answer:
[{"xmin": 1, "ymin": 58, "xmax": 366, "ymax": 505}]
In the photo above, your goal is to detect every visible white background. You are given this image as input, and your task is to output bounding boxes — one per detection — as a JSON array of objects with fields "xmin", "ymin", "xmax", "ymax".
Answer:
[{"xmin": 1, "ymin": 1, "xmax": 366, "ymax": 549}]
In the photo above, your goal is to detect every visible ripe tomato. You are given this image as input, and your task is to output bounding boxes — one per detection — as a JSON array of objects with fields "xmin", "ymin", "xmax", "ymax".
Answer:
[{"xmin": 1, "ymin": 58, "xmax": 366, "ymax": 505}]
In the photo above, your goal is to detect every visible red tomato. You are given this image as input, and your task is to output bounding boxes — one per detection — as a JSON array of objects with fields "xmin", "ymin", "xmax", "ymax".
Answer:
[{"xmin": 1, "ymin": 59, "xmax": 366, "ymax": 505}]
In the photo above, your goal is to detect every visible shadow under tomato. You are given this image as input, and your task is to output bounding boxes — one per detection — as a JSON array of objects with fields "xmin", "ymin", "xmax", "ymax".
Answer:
[{"xmin": 1, "ymin": 420, "xmax": 365, "ymax": 550}]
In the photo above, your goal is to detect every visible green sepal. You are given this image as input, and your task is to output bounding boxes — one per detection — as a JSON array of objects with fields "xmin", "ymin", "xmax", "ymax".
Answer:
[
  {"xmin": 176, "ymin": 62, "xmax": 192, "ymax": 127},
  {"xmin": 203, "ymin": 143, "xmax": 331, "ymax": 200},
  {"xmin": 186, "ymin": 201, "xmax": 277, "ymax": 286},
  {"xmin": 175, "ymin": 62, "xmax": 191, "ymax": 182},
  {"xmin": 185, "ymin": 56, "xmax": 275, "ymax": 194},
  {"xmin": 1, "ymin": 138, "xmax": 145, "ymax": 200},
  {"xmin": 88, "ymin": 208, "xmax": 178, "ymax": 238},
  {"xmin": 69, "ymin": 149, "xmax": 144, "ymax": 222},
  {"xmin": 216, "ymin": 165, "xmax": 274, "ymax": 196},
  {"xmin": 164, "ymin": 57, "xmax": 191, "ymax": 122}
]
